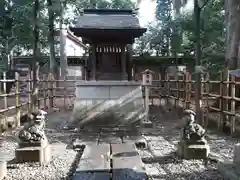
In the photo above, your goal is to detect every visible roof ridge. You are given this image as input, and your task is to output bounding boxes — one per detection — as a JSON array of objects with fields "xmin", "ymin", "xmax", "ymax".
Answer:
[{"xmin": 83, "ymin": 8, "xmax": 133, "ymax": 15}]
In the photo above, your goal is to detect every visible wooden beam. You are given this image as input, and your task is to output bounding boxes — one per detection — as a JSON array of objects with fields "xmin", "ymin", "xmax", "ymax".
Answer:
[
  {"xmin": 121, "ymin": 46, "xmax": 126, "ymax": 80},
  {"xmin": 91, "ymin": 44, "xmax": 96, "ymax": 80},
  {"xmin": 126, "ymin": 45, "xmax": 133, "ymax": 81}
]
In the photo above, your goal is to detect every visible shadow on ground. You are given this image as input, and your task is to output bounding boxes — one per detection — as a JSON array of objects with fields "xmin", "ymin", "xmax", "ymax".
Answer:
[{"xmin": 148, "ymin": 168, "xmax": 221, "ymax": 180}]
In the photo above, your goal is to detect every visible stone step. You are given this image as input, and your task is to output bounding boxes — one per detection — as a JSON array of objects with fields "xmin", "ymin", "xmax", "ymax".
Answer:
[{"xmin": 0, "ymin": 156, "xmax": 6, "ymax": 180}]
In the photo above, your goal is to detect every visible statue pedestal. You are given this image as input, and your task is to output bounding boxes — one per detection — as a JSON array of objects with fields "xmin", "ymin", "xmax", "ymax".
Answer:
[
  {"xmin": 15, "ymin": 141, "xmax": 51, "ymax": 164},
  {"xmin": 0, "ymin": 161, "xmax": 6, "ymax": 180},
  {"xmin": 177, "ymin": 140, "xmax": 210, "ymax": 159},
  {"xmin": 218, "ymin": 144, "xmax": 240, "ymax": 180},
  {"xmin": 234, "ymin": 143, "xmax": 240, "ymax": 172},
  {"xmin": 140, "ymin": 120, "xmax": 153, "ymax": 128}
]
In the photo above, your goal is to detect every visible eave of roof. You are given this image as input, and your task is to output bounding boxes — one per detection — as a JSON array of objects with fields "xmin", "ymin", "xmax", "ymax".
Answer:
[
  {"xmin": 83, "ymin": 8, "xmax": 134, "ymax": 14},
  {"xmin": 66, "ymin": 30, "xmax": 87, "ymax": 49}
]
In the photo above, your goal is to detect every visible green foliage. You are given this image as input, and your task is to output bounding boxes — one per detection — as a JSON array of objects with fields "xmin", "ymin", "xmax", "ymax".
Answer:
[
  {"xmin": 0, "ymin": 0, "xmax": 136, "ymax": 61},
  {"xmin": 179, "ymin": 0, "xmax": 225, "ymax": 74},
  {"xmin": 134, "ymin": 0, "xmax": 225, "ymax": 75}
]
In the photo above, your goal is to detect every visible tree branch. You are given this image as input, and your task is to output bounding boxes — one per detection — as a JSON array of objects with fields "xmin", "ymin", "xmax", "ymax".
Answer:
[{"xmin": 199, "ymin": 0, "xmax": 211, "ymax": 9}]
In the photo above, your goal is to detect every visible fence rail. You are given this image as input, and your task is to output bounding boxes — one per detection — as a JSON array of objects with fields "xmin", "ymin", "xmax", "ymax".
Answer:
[
  {"xmin": 149, "ymin": 72, "xmax": 240, "ymax": 136},
  {"xmin": 0, "ymin": 72, "xmax": 76, "ymax": 133},
  {"xmin": 1, "ymin": 70, "xmax": 240, "ymax": 136}
]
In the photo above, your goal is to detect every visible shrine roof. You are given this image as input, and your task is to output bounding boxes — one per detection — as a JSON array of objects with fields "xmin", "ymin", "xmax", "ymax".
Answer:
[{"xmin": 73, "ymin": 9, "xmax": 142, "ymax": 29}]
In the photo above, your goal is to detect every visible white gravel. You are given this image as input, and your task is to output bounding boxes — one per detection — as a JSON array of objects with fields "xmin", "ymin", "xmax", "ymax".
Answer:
[
  {"xmin": 134, "ymin": 105, "xmax": 233, "ymax": 180},
  {"xmin": 0, "ymin": 112, "xmax": 78, "ymax": 180},
  {"xmin": 0, "ymin": 105, "xmax": 237, "ymax": 180}
]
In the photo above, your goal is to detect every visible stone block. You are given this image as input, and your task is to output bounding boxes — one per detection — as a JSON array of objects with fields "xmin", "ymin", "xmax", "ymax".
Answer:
[
  {"xmin": 141, "ymin": 121, "xmax": 153, "ymax": 128},
  {"xmin": 177, "ymin": 141, "xmax": 210, "ymax": 159},
  {"xmin": 0, "ymin": 161, "xmax": 6, "ymax": 180},
  {"xmin": 218, "ymin": 161, "xmax": 240, "ymax": 180},
  {"xmin": 234, "ymin": 143, "xmax": 240, "ymax": 171},
  {"xmin": 135, "ymin": 137, "xmax": 148, "ymax": 149},
  {"xmin": 15, "ymin": 144, "xmax": 51, "ymax": 163},
  {"xmin": 18, "ymin": 141, "xmax": 42, "ymax": 148}
]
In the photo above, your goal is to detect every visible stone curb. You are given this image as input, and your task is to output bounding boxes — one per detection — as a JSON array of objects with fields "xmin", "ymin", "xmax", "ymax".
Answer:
[
  {"xmin": 208, "ymin": 152, "xmax": 240, "ymax": 180},
  {"xmin": 0, "ymin": 161, "xmax": 7, "ymax": 180}
]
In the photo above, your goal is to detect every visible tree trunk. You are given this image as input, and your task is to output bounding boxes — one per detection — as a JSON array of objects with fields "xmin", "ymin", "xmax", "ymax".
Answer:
[
  {"xmin": 194, "ymin": 0, "xmax": 202, "ymax": 124},
  {"xmin": 225, "ymin": 0, "xmax": 240, "ymax": 71},
  {"xmin": 59, "ymin": 2, "xmax": 67, "ymax": 76},
  {"xmin": 225, "ymin": 0, "xmax": 240, "ymax": 101},
  {"xmin": 47, "ymin": 0, "xmax": 58, "ymax": 79},
  {"xmin": 32, "ymin": 0, "xmax": 40, "ymax": 111}
]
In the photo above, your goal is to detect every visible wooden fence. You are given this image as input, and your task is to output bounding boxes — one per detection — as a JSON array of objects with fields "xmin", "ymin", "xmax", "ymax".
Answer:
[
  {"xmin": 149, "ymin": 72, "xmax": 240, "ymax": 136},
  {"xmin": 1, "ymin": 70, "xmax": 240, "ymax": 136},
  {"xmin": 0, "ymin": 72, "xmax": 76, "ymax": 133}
]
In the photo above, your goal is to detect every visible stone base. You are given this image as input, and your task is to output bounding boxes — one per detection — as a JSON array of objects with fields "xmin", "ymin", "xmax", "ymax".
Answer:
[
  {"xmin": 234, "ymin": 143, "xmax": 240, "ymax": 167},
  {"xmin": 218, "ymin": 161, "xmax": 240, "ymax": 180},
  {"xmin": 18, "ymin": 141, "xmax": 42, "ymax": 148},
  {"xmin": 140, "ymin": 121, "xmax": 153, "ymax": 128},
  {"xmin": 177, "ymin": 141, "xmax": 210, "ymax": 159},
  {"xmin": 15, "ymin": 144, "xmax": 51, "ymax": 163},
  {"xmin": 0, "ymin": 161, "xmax": 6, "ymax": 180},
  {"xmin": 135, "ymin": 138, "xmax": 148, "ymax": 149}
]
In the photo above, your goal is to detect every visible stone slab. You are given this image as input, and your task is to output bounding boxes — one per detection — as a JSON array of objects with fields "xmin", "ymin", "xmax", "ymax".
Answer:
[
  {"xmin": 218, "ymin": 161, "xmax": 240, "ymax": 180},
  {"xmin": 177, "ymin": 141, "xmax": 210, "ymax": 159},
  {"xmin": 76, "ymin": 144, "xmax": 110, "ymax": 172},
  {"xmin": 0, "ymin": 161, "xmax": 6, "ymax": 180},
  {"xmin": 140, "ymin": 121, "xmax": 153, "ymax": 128},
  {"xmin": 15, "ymin": 144, "xmax": 51, "ymax": 163},
  {"xmin": 73, "ymin": 137, "xmax": 98, "ymax": 150},
  {"xmin": 72, "ymin": 172, "xmax": 111, "ymax": 180},
  {"xmin": 18, "ymin": 141, "xmax": 42, "ymax": 148},
  {"xmin": 234, "ymin": 143, "xmax": 240, "ymax": 170},
  {"xmin": 122, "ymin": 136, "xmax": 147, "ymax": 149},
  {"xmin": 111, "ymin": 143, "xmax": 148, "ymax": 180},
  {"xmin": 98, "ymin": 136, "xmax": 122, "ymax": 144},
  {"xmin": 72, "ymin": 84, "xmax": 144, "ymax": 126}
]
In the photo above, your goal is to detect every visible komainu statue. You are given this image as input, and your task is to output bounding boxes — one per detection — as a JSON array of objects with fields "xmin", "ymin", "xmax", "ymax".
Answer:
[
  {"xmin": 177, "ymin": 109, "xmax": 210, "ymax": 159},
  {"xmin": 18, "ymin": 109, "xmax": 47, "ymax": 143},
  {"xmin": 182, "ymin": 109, "xmax": 206, "ymax": 143},
  {"xmin": 16, "ymin": 109, "xmax": 51, "ymax": 163}
]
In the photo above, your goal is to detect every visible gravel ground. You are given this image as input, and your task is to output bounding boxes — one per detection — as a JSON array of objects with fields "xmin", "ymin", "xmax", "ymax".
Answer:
[
  {"xmin": 135, "ymin": 105, "xmax": 231, "ymax": 180},
  {"xmin": 0, "ymin": 104, "xmax": 237, "ymax": 180},
  {"xmin": 0, "ymin": 112, "xmax": 77, "ymax": 180}
]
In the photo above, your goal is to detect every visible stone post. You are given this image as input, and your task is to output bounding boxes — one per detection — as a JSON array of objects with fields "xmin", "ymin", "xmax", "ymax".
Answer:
[
  {"xmin": 141, "ymin": 69, "xmax": 154, "ymax": 128},
  {"xmin": 234, "ymin": 143, "xmax": 240, "ymax": 171},
  {"xmin": 0, "ymin": 160, "xmax": 6, "ymax": 180}
]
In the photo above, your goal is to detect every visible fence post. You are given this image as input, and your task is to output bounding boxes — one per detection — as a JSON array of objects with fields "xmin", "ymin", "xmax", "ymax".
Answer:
[
  {"xmin": 48, "ymin": 74, "xmax": 53, "ymax": 109},
  {"xmin": 63, "ymin": 75, "xmax": 67, "ymax": 111},
  {"xmin": 43, "ymin": 74, "xmax": 47, "ymax": 110},
  {"xmin": 204, "ymin": 73, "xmax": 210, "ymax": 129},
  {"xmin": 184, "ymin": 75, "xmax": 188, "ymax": 109},
  {"xmin": 176, "ymin": 76, "xmax": 180, "ymax": 114},
  {"xmin": 231, "ymin": 74, "xmax": 236, "ymax": 136},
  {"xmin": 186, "ymin": 75, "xmax": 191, "ymax": 110},
  {"xmin": 15, "ymin": 72, "xmax": 20, "ymax": 127},
  {"xmin": 37, "ymin": 78, "xmax": 40, "ymax": 109},
  {"xmin": 166, "ymin": 74, "xmax": 170, "ymax": 105},
  {"xmin": 219, "ymin": 72, "xmax": 224, "ymax": 130},
  {"xmin": 3, "ymin": 72, "xmax": 7, "ymax": 109},
  {"xmin": 174, "ymin": 77, "xmax": 177, "ymax": 108},
  {"xmin": 200, "ymin": 74, "xmax": 204, "ymax": 125},
  {"xmin": 27, "ymin": 72, "xmax": 31, "ymax": 113}
]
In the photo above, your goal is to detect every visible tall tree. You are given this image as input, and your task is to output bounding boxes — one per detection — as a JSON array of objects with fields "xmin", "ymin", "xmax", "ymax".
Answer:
[
  {"xmin": 47, "ymin": 0, "xmax": 58, "ymax": 78},
  {"xmin": 155, "ymin": 0, "xmax": 172, "ymax": 56},
  {"xmin": 31, "ymin": 0, "xmax": 40, "ymax": 110}
]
